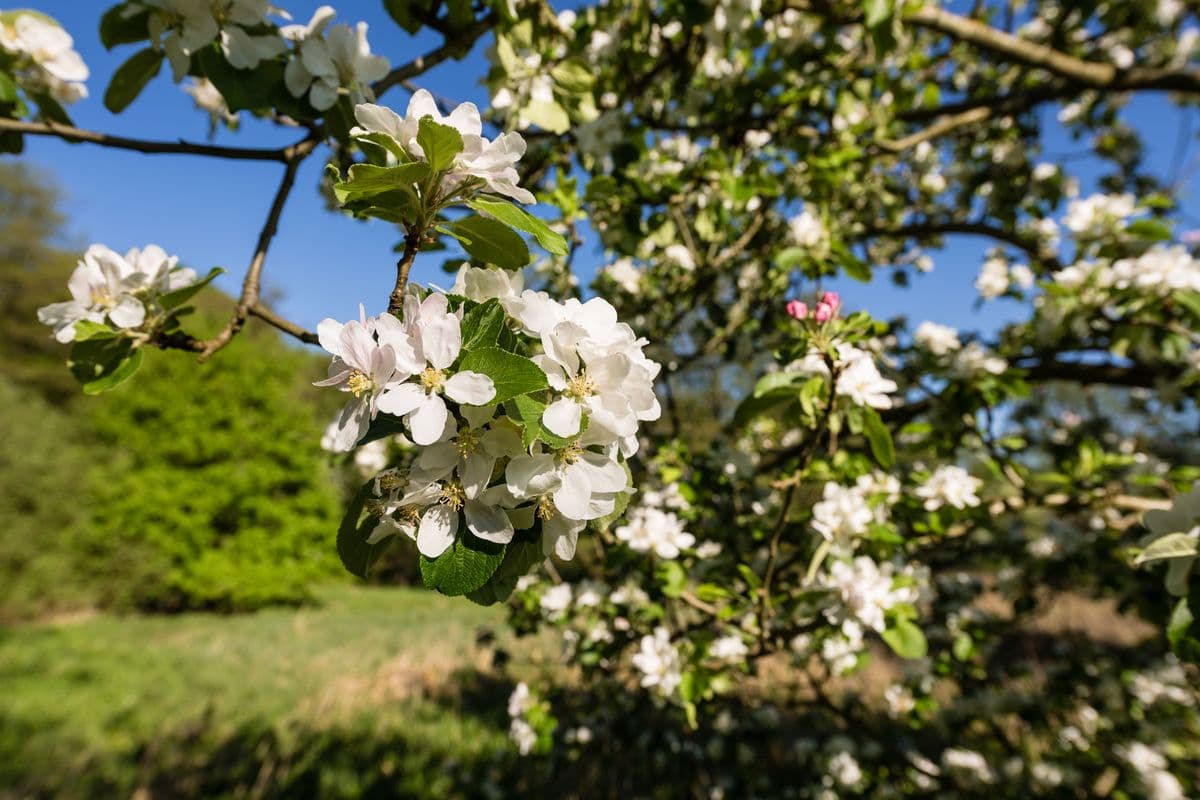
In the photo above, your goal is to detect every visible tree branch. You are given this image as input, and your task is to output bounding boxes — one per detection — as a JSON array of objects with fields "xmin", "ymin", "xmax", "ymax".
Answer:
[
  {"xmin": 0, "ymin": 118, "xmax": 290, "ymax": 162},
  {"xmin": 199, "ymin": 137, "xmax": 319, "ymax": 360},
  {"xmin": 372, "ymin": 13, "xmax": 498, "ymax": 98},
  {"xmin": 249, "ymin": 304, "xmax": 319, "ymax": 345},
  {"xmin": 906, "ymin": 5, "xmax": 1200, "ymax": 93},
  {"xmin": 389, "ymin": 230, "xmax": 423, "ymax": 315},
  {"xmin": 866, "ymin": 219, "xmax": 1061, "ymax": 269}
]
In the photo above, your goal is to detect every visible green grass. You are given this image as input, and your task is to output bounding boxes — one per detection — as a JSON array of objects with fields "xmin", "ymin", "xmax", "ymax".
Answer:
[{"xmin": 0, "ymin": 585, "xmax": 529, "ymax": 799}]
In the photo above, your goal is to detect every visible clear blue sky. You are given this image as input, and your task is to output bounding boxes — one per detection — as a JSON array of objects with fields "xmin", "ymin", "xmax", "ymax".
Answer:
[{"xmin": 13, "ymin": 2, "xmax": 1200, "ymax": 339}]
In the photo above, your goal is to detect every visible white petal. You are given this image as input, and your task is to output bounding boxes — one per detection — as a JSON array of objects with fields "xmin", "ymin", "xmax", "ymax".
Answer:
[
  {"xmin": 444, "ymin": 371, "xmax": 496, "ymax": 405},
  {"xmin": 419, "ymin": 312, "xmax": 461, "ymax": 370},
  {"xmin": 553, "ymin": 464, "xmax": 593, "ymax": 520},
  {"xmin": 108, "ymin": 296, "xmax": 146, "ymax": 329},
  {"xmin": 506, "ymin": 453, "xmax": 560, "ymax": 497},
  {"xmin": 542, "ymin": 398, "xmax": 582, "ymax": 437},
  {"xmin": 465, "ymin": 500, "xmax": 514, "ymax": 544},
  {"xmin": 376, "ymin": 382, "xmax": 425, "ymax": 416},
  {"xmin": 408, "ymin": 394, "xmax": 449, "ymax": 445},
  {"xmin": 417, "ymin": 505, "xmax": 458, "ymax": 558}
]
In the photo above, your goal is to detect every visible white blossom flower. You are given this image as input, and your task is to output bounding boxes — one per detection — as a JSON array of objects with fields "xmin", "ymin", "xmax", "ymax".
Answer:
[
  {"xmin": 975, "ymin": 257, "xmax": 1011, "ymax": 299},
  {"xmin": 1139, "ymin": 484, "xmax": 1200, "ymax": 595},
  {"xmin": 353, "ymin": 90, "xmax": 535, "ymax": 204},
  {"xmin": 539, "ymin": 582, "xmax": 573, "ymax": 618},
  {"xmin": 788, "ymin": 208, "xmax": 825, "ymax": 247},
  {"xmin": 509, "ymin": 718, "xmax": 537, "ymax": 755},
  {"xmin": 942, "ymin": 748, "xmax": 994, "ymax": 784},
  {"xmin": 616, "ymin": 507, "xmax": 695, "ymax": 559},
  {"xmin": 837, "ymin": 349, "xmax": 898, "ymax": 409},
  {"xmin": 376, "ymin": 293, "xmax": 496, "ymax": 446},
  {"xmin": 914, "ymin": 321, "xmax": 961, "ymax": 356},
  {"xmin": 811, "ymin": 482, "xmax": 874, "ymax": 543},
  {"xmin": 1063, "ymin": 192, "xmax": 1141, "ymax": 236},
  {"xmin": 710, "ymin": 633, "xmax": 749, "ymax": 663},
  {"xmin": 602, "ymin": 258, "xmax": 642, "ymax": 293},
  {"xmin": 663, "ymin": 243, "xmax": 696, "ymax": 271},
  {"xmin": 951, "ymin": 342, "xmax": 1008, "ymax": 377},
  {"xmin": 315, "ymin": 312, "xmax": 412, "ymax": 452},
  {"xmin": 0, "ymin": 12, "xmax": 88, "ymax": 104},
  {"xmin": 37, "ymin": 244, "xmax": 195, "ymax": 343},
  {"xmin": 824, "ymin": 556, "xmax": 915, "ymax": 632},
  {"xmin": 632, "ymin": 627, "xmax": 682, "ymax": 695},
  {"xmin": 183, "ymin": 77, "xmax": 237, "ymax": 129},
  {"xmin": 916, "ymin": 465, "xmax": 982, "ymax": 511},
  {"xmin": 828, "ymin": 752, "xmax": 863, "ymax": 787},
  {"xmin": 283, "ymin": 7, "xmax": 388, "ymax": 111}
]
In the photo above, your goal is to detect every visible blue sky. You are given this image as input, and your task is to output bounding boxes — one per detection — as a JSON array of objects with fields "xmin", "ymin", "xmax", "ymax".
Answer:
[{"xmin": 14, "ymin": 2, "xmax": 1200, "ymax": 340}]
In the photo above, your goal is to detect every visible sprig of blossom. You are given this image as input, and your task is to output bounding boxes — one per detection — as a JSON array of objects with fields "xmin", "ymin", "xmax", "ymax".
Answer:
[{"xmin": 0, "ymin": 10, "xmax": 88, "ymax": 105}]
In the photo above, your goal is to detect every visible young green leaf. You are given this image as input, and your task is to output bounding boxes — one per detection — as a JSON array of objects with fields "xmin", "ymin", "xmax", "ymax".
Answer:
[
  {"xmin": 861, "ymin": 407, "xmax": 896, "ymax": 468},
  {"xmin": 68, "ymin": 337, "xmax": 144, "ymax": 394},
  {"xmin": 882, "ymin": 618, "xmax": 928, "ymax": 659},
  {"xmin": 447, "ymin": 215, "xmax": 532, "ymax": 269},
  {"xmin": 467, "ymin": 197, "xmax": 568, "ymax": 256},
  {"xmin": 459, "ymin": 298, "xmax": 507, "ymax": 351},
  {"xmin": 332, "ymin": 162, "xmax": 430, "ymax": 205},
  {"xmin": 100, "ymin": 3, "xmax": 151, "ymax": 49},
  {"xmin": 458, "ymin": 347, "xmax": 549, "ymax": 403},
  {"xmin": 159, "ymin": 267, "xmax": 224, "ymax": 310},
  {"xmin": 416, "ymin": 116, "xmax": 464, "ymax": 174}
]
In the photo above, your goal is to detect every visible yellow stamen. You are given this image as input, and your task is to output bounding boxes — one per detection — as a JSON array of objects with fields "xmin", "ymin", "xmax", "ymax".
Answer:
[
  {"xmin": 457, "ymin": 428, "xmax": 480, "ymax": 458},
  {"xmin": 536, "ymin": 495, "xmax": 556, "ymax": 521},
  {"xmin": 347, "ymin": 370, "xmax": 374, "ymax": 397},
  {"xmin": 556, "ymin": 442, "xmax": 583, "ymax": 466},
  {"xmin": 565, "ymin": 372, "xmax": 597, "ymax": 400},
  {"xmin": 421, "ymin": 367, "xmax": 446, "ymax": 391},
  {"xmin": 439, "ymin": 482, "xmax": 465, "ymax": 511}
]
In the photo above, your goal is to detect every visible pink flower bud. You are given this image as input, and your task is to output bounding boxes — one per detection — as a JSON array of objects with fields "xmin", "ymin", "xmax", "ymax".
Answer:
[
  {"xmin": 813, "ymin": 302, "xmax": 834, "ymax": 323},
  {"xmin": 819, "ymin": 291, "xmax": 840, "ymax": 311},
  {"xmin": 786, "ymin": 299, "xmax": 808, "ymax": 320}
]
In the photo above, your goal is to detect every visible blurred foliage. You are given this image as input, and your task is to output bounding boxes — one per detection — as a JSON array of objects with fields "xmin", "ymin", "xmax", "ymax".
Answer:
[{"xmin": 0, "ymin": 160, "xmax": 347, "ymax": 615}]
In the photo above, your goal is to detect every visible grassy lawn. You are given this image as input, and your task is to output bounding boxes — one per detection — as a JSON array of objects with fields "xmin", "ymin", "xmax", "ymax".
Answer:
[{"xmin": 0, "ymin": 585, "xmax": 532, "ymax": 799}]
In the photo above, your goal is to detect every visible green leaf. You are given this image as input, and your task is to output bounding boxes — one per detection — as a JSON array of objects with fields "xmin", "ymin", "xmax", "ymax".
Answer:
[
  {"xmin": 447, "ymin": 215, "xmax": 531, "ymax": 269},
  {"xmin": 458, "ymin": 347, "xmax": 548, "ymax": 403},
  {"xmin": 103, "ymin": 47, "xmax": 163, "ymax": 113},
  {"xmin": 30, "ymin": 91, "xmax": 72, "ymax": 125},
  {"xmin": 881, "ymin": 618, "xmax": 927, "ymax": 659},
  {"xmin": 68, "ymin": 337, "xmax": 144, "ymax": 394},
  {"xmin": 419, "ymin": 532, "xmax": 506, "ymax": 596},
  {"xmin": 70, "ymin": 320, "xmax": 120, "ymax": 342},
  {"xmin": 1127, "ymin": 218, "xmax": 1172, "ymax": 242},
  {"xmin": 656, "ymin": 561, "xmax": 686, "ymax": 598},
  {"xmin": 0, "ymin": 72, "xmax": 17, "ymax": 104},
  {"xmin": 1167, "ymin": 596, "xmax": 1194, "ymax": 652},
  {"xmin": 1135, "ymin": 532, "xmax": 1199, "ymax": 565},
  {"xmin": 550, "ymin": 59, "xmax": 594, "ymax": 92},
  {"xmin": 416, "ymin": 116, "xmax": 464, "ymax": 174},
  {"xmin": 1174, "ymin": 290, "xmax": 1200, "ymax": 321},
  {"xmin": 332, "ymin": 162, "xmax": 430, "ymax": 205},
  {"xmin": 861, "ymin": 407, "xmax": 895, "ymax": 468},
  {"xmin": 862, "ymin": 0, "xmax": 893, "ymax": 28},
  {"xmin": 357, "ymin": 413, "xmax": 408, "ymax": 447},
  {"xmin": 382, "ymin": 0, "xmax": 424, "ymax": 33},
  {"xmin": 100, "ymin": 4, "xmax": 151, "ymax": 49},
  {"xmin": 459, "ymin": 298, "xmax": 506, "ymax": 351},
  {"xmin": 753, "ymin": 370, "xmax": 803, "ymax": 398},
  {"xmin": 591, "ymin": 461, "xmax": 633, "ymax": 532},
  {"xmin": 952, "ymin": 632, "xmax": 974, "ymax": 661},
  {"xmin": 337, "ymin": 480, "xmax": 388, "ymax": 579},
  {"xmin": 512, "ymin": 394, "xmax": 579, "ymax": 449},
  {"xmin": 841, "ymin": 254, "xmax": 872, "ymax": 282},
  {"xmin": 467, "ymin": 197, "xmax": 568, "ymax": 256},
  {"xmin": 159, "ymin": 267, "xmax": 224, "ymax": 310},
  {"xmin": 466, "ymin": 535, "xmax": 543, "ymax": 605},
  {"xmin": 521, "ymin": 99, "xmax": 570, "ymax": 134}
]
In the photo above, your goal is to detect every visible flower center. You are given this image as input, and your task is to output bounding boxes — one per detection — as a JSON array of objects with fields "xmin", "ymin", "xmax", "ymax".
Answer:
[
  {"xmin": 421, "ymin": 367, "xmax": 446, "ymax": 392},
  {"xmin": 556, "ymin": 442, "xmax": 583, "ymax": 466},
  {"xmin": 565, "ymin": 372, "xmax": 597, "ymax": 401},
  {"xmin": 377, "ymin": 470, "xmax": 407, "ymax": 494},
  {"xmin": 397, "ymin": 505, "xmax": 423, "ymax": 526},
  {"xmin": 439, "ymin": 482, "xmax": 465, "ymax": 511},
  {"xmin": 90, "ymin": 287, "xmax": 114, "ymax": 309},
  {"xmin": 347, "ymin": 370, "xmax": 374, "ymax": 397},
  {"xmin": 457, "ymin": 428, "xmax": 480, "ymax": 458},
  {"xmin": 536, "ymin": 495, "xmax": 556, "ymax": 521}
]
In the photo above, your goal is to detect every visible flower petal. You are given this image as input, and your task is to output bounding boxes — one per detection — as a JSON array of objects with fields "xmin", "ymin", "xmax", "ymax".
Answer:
[
  {"xmin": 542, "ymin": 398, "xmax": 582, "ymax": 437},
  {"xmin": 408, "ymin": 393, "xmax": 449, "ymax": 445},
  {"xmin": 417, "ymin": 504, "xmax": 458, "ymax": 558},
  {"xmin": 465, "ymin": 500, "xmax": 514, "ymax": 544},
  {"xmin": 444, "ymin": 371, "xmax": 496, "ymax": 405}
]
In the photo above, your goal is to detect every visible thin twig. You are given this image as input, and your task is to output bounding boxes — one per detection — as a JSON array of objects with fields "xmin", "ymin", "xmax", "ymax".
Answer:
[
  {"xmin": 389, "ymin": 230, "xmax": 424, "ymax": 315},
  {"xmin": 249, "ymin": 304, "xmax": 319, "ymax": 345},
  {"xmin": 0, "ymin": 117, "xmax": 290, "ymax": 162},
  {"xmin": 200, "ymin": 137, "xmax": 319, "ymax": 360},
  {"xmin": 372, "ymin": 13, "xmax": 498, "ymax": 98}
]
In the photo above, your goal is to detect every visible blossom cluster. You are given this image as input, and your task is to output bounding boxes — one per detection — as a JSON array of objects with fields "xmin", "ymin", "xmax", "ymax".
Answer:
[
  {"xmin": 36, "ymin": 243, "xmax": 197, "ymax": 343},
  {"xmin": 0, "ymin": 10, "xmax": 89, "ymax": 105},
  {"xmin": 1056, "ymin": 243, "xmax": 1200, "ymax": 296},
  {"xmin": 321, "ymin": 266, "xmax": 661, "ymax": 569}
]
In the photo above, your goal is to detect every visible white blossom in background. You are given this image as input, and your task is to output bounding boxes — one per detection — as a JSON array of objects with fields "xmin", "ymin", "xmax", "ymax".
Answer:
[
  {"xmin": 632, "ymin": 627, "xmax": 683, "ymax": 695},
  {"xmin": 539, "ymin": 583, "xmax": 573, "ymax": 619},
  {"xmin": 916, "ymin": 465, "xmax": 982, "ymax": 511},
  {"xmin": 616, "ymin": 507, "xmax": 695, "ymax": 559},
  {"xmin": 827, "ymin": 751, "xmax": 863, "ymax": 787},
  {"xmin": 664, "ymin": 243, "xmax": 696, "ymax": 271},
  {"xmin": 974, "ymin": 257, "xmax": 1011, "ymax": 299},
  {"xmin": 0, "ymin": 11, "xmax": 88, "ymax": 104},
  {"xmin": 602, "ymin": 258, "xmax": 643, "ymax": 293},
  {"xmin": 1058, "ymin": 245, "xmax": 1200, "ymax": 297},
  {"xmin": 951, "ymin": 342, "xmax": 1008, "ymax": 377},
  {"xmin": 282, "ymin": 6, "xmax": 388, "ymax": 111},
  {"xmin": 941, "ymin": 748, "xmax": 995, "ymax": 784},
  {"xmin": 811, "ymin": 482, "xmax": 874, "ymax": 543},
  {"xmin": 183, "ymin": 77, "xmax": 238, "ymax": 130},
  {"xmin": 823, "ymin": 556, "xmax": 916, "ymax": 632},
  {"xmin": 1063, "ymin": 192, "xmax": 1141, "ymax": 236},
  {"xmin": 37, "ymin": 244, "xmax": 196, "ymax": 343},
  {"xmin": 353, "ymin": 90, "xmax": 535, "ymax": 204},
  {"xmin": 1116, "ymin": 743, "xmax": 1186, "ymax": 800},
  {"xmin": 790, "ymin": 344, "xmax": 897, "ymax": 409},
  {"xmin": 789, "ymin": 208, "xmax": 825, "ymax": 247},
  {"xmin": 710, "ymin": 633, "xmax": 749, "ymax": 663},
  {"xmin": 913, "ymin": 321, "xmax": 961, "ymax": 356}
]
